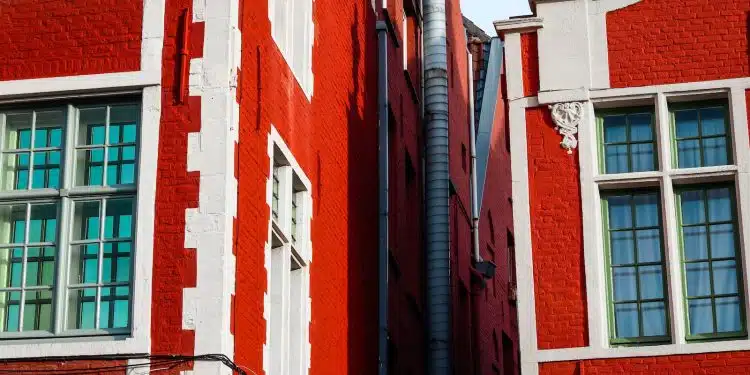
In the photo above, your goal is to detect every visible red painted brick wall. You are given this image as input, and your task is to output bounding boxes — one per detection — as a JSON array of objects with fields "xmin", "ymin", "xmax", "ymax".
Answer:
[
  {"xmin": 521, "ymin": 33, "xmax": 539, "ymax": 97},
  {"xmin": 607, "ymin": 0, "xmax": 750, "ymax": 88},
  {"xmin": 540, "ymin": 351, "xmax": 750, "ymax": 375},
  {"xmin": 0, "ymin": 0, "xmax": 142, "ymax": 81},
  {"xmin": 526, "ymin": 107, "xmax": 588, "ymax": 350},
  {"xmin": 0, "ymin": 360, "xmax": 128, "ymax": 374},
  {"xmin": 149, "ymin": 1, "xmax": 203, "ymax": 372}
]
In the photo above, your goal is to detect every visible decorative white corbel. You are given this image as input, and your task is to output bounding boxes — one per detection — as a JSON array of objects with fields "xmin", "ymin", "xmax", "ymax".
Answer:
[{"xmin": 549, "ymin": 102, "xmax": 585, "ymax": 154}]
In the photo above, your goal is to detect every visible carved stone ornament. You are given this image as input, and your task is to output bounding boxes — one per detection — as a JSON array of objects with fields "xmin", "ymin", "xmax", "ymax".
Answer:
[{"xmin": 549, "ymin": 102, "xmax": 585, "ymax": 154}]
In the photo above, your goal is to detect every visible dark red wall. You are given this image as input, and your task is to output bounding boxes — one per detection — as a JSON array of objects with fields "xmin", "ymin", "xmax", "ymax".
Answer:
[{"xmin": 0, "ymin": 0, "xmax": 142, "ymax": 81}]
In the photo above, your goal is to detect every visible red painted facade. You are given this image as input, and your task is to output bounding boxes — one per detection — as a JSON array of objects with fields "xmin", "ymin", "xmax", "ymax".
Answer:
[{"xmin": 0, "ymin": 0, "xmax": 516, "ymax": 374}]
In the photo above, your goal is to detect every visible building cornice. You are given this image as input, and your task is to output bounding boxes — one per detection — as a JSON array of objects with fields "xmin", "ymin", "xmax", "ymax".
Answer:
[{"xmin": 493, "ymin": 16, "xmax": 543, "ymax": 35}]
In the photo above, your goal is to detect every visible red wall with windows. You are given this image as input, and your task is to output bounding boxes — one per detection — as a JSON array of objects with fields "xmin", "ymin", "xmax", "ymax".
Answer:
[
  {"xmin": 0, "ymin": 0, "xmax": 143, "ymax": 81},
  {"xmin": 607, "ymin": 0, "xmax": 750, "ymax": 88}
]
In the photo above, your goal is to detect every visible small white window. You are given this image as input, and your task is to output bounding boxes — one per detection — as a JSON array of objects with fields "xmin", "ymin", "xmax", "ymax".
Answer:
[
  {"xmin": 266, "ymin": 130, "xmax": 311, "ymax": 374},
  {"xmin": 269, "ymin": 0, "xmax": 315, "ymax": 97},
  {"xmin": 0, "ymin": 99, "xmax": 140, "ymax": 338}
]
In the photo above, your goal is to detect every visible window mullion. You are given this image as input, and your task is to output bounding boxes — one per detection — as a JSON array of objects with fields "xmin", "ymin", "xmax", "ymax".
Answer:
[
  {"xmin": 27, "ymin": 111, "xmax": 37, "ymax": 191},
  {"xmin": 94, "ymin": 198, "xmax": 107, "ymax": 330},
  {"xmin": 662, "ymin": 174, "xmax": 685, "ymax": 344},
  {"xmin": 102, "ymin": 106, "xmax": 111, "ymax": 188}
]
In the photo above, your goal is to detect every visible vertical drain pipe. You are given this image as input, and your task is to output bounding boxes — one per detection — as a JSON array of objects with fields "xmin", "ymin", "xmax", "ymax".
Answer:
[
  {"xmin": 376, "ymin": 20, "xmax": 390, "ymax": 375},
  {"xmin": 467, "ymin": 49, "xmax": 481, "ymax": 263},
  {"xmin": 423, "ymin": 0, "xmax": 451, "ymax": 374}
]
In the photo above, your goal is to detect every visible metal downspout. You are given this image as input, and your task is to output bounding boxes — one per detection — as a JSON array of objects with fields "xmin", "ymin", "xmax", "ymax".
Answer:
[
  {"xmin": 423, "ymin": 0, "xmax": 451, "ymax": 374},
  {"xmin": 376, "ymin": 20, "xmax": 390, "ymax": 375},
  {"xmin": 467, "ymin": 49, "xmax": 481, "ymax": 263}
]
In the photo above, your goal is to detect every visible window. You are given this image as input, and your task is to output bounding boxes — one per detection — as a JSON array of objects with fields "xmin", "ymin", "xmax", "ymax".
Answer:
[
  {"xmin": 593, "ymin": 96, "xmax": 747, "ymax": 347},
  {"xmin": 672, "ymin": 102, "xmax": 731, "ymax": 168},
  {"xmin": 603, "ymin": 192, "xmax": 669, "ymax": 343},
  {"xmin": 267, "ymin": 132, "xmax": 311, "ymax": 375},
  {"xmin": 598, "ymin": 108, "xmax": 657, "ymax": 174},
  {"xmin": 0, "ymin": 101, "xmax": 139, "ymax": 337},
  {"xmin": 269, "ymin": 0, "xmax": 314, "ymax": 96},
  {"xmin": 677, "ymin": 185, "xmax": 744, "ymax": 339}
]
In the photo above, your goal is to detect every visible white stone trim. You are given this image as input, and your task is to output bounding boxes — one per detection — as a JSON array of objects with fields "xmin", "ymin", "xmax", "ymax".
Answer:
[
  {"xmin": 493, "ymin": 16, "xmax": 543, "ymax": 34},
  {"xmin": 591, "ymin": 77, "xmax": 750, "ymax": 100},
  {"xmin": 181, "ymin": 1, "xmax": 241, "ymax": 374},
  {"xmin": 503, "ymin": 33, "xmax": 524, "ymax": 101},
  {"xmin": 0, "ymin": 72, "xmax": 160, "ymax": 101}
]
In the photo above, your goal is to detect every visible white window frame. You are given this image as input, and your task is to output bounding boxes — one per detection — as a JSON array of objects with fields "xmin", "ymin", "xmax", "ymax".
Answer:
[
  {"xmin": 549, "ymin": 86, "xmax": 750, "ymax": 361},
  {"xmin": 268, "ymin": 0, "xmax": 315, "ymax": 99},
  {"xmin": 0, "ymin": 87, "xmax": 159, "ymax": 359},
  {"xmin": 264, "ymin": 126, "xmax": 312, "ymax": 375}
]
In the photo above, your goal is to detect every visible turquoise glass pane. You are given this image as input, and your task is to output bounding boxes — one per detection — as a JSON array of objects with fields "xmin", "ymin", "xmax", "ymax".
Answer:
[
  {"xmin": 688, "ymin": 298, "xmax": 714, "ymax": 335},
  {"xmin": 608, "ymin": 196, "xmax": 633, "ymax": 230},
  {"xmin": 109, "ymin": 125, "xmax": 121, "ymax": 144},
  {"xmin": 5, "ymin": 304, "xmax": 19, "ymax": 332},
  {"xmin": 29, "ymin": 204, "xmax": 56, "ymax": 243},
  {"xmin": 700, "ymin": 108, "xmax": 726, "ymax": 136},
  {"xmin": 74, "ymin": 201, "xmax": 100, "ymax": 241},
  {"xmin": 710, "ymin": 224, "xmax": 735, "ymax": 259},
  {"xmin": 122, "ymin": 124, "xmax": 137, "ymax": 143},
  {"xmin": 615, "ymin": 303, "xmax": 639, "ymax": 338},
  {"xmin": 88, "ymin": 125, "xmax": 106, "ymax": 145},
  {"xmin": 634, "ymin": 194, "xmax": 659, "ymax": 228},
  {"xmin": 611, "ymin": 231, "xmax": 634, "ymax": 266},
  {"xmin": 638, "ymin": 265, "xmax": 664, "ymax": 299},
  {"xmin": 681, "ymin": 191, "xmax": 705, "ymax": 225},
  {"xmin": 713, "ymin": 260, "xmax": 738, "ymax": 295},
  {"xmin": 12, "ymin": 213, "xmax": 26, "ymax": 243},
  {"xmin": 642, "ymin": 301, "xmax": 667, "ymax": 337},
  {"xmin": 113, "ymin": 299, "xmax": 129, "ymax": 328},
  {"xmin": 33, "ymin": 129, "xmax": 48, "ymax": 148},
  {"xmin": 605, "ymin": 145, "xmax": 628, "ymax": 174},
  {"xmin": 604, "ymin": 115, "xmax": 627, "ymax": 143},
  {"xmin": 675, "ymin": 110, "xmax": 699, "ymax": 138},
  {"xmin": 84, "ymin": 148, "xmax": 105, "ymax": 186},
  {"xmin": 104, "ymin": 199, "xmax": 133, "ymax": 239},
  {"xmin": 636, "ymin": 229, "xmax": 661, "ymax": 263},
  {"xmin": 629, "ymin": 114, "xmax": 653, "ymax": 142},
  {"xmin": 677, "ymin": 139, "xmax": 701, "ymax": 168},
  {"xmin": 17, "ymin": 129, "xmax": 31, "ymax": 149},
  {"xmin": 9, "ymin": 262, "xmax": 21, "ymax": 287},
  {"xmin": 716, "ymin": 296, "xmax": 742, "ymax": 333},
  {"xmin": 686, "ymin": 262, "xmax": 711, "ymax": 297},
  {"xmin": 14, "ymin": 153, "xmax": 30, "ymax": 190},
  {"xmin": 48, "ymin": 128, "xmax": 62, "ymax": 148},
  {"xmin": 684, "ymin": 226, "xmax": 708, "ymax": 261},
  {"xmin": 630, "ymin": 143, "xmax": 655, "ymax": 172},
  {"xmin": 702, "ymin": 137, "xmax": 728, "ymax": 166},
  {"xmin": 613, "ymin": 267, "xmax": 637, "ymax": 302}
]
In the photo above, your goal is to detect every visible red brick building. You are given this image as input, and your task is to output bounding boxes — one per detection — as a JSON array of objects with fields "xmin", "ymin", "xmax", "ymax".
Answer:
[
  {"xmin": 0, "ymin": 0, "xmax": 516, "ymax": 374},
  {"xmin": 496, "ymin": 0, "xmax": 750, "ymax": 373}
]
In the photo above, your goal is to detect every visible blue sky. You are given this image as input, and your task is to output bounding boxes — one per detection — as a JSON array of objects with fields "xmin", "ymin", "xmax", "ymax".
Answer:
[{"xmin": 461, "ymin": 0, "xmax": 531, "ymax": 35}]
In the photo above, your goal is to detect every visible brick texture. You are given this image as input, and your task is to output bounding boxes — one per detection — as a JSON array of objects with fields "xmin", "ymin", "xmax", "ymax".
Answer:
[
  {"xmin": 0, "ymin": 0, "xmax": 142, "ymax": 81},
  {"xmin": 540, "ymin": 351, "xmax": 750, "ymax": 375},
  {"xmin": 526, "ymin": 107, "xmax": 588, "ymax": 350},
  {"xmin": 607, "ymin": 0, "xmax": 750, "ymax": 88},
  {"xmin": 522, "ymin": 32, "xmax": 539, "ymax": 97},
  {"xmin": 0, "ymin": 360, "xmax": 128, "ymax": 374}
]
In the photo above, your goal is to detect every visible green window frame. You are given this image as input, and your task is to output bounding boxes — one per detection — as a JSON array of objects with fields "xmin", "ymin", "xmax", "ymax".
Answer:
[
  {"xmin": 676, "ymin": 184, "xmax": 746, "ymax": 340},
  {"xmin": 602, "ymin": 190, "xmax": 670, "ymax": 344},
  {"xmin": 597, "ymin": 108, "xmax": 658, "ymax": 175},
  {"xmin": 671, "ymin": 101, "xmax": 732, "ymax": 169}
]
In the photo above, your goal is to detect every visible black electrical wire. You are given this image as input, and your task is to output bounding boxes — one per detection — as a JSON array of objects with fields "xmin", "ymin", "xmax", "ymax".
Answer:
[{"xmin": 0, "ymin": 354, "xmax": 249, "ymax": 375}]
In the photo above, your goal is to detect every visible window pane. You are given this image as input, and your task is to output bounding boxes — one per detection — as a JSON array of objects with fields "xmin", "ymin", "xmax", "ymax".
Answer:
[
  {"xmin": 707, "ymin": 188, "xmax": 732, "ymax": 223},
  {"xmin": 712, "ymin": 260, "xmax": 738, "ymax": 295},
  {"xmin": 683, "ymin": 226, "xmax": 708, "ymax": 261},
  {"xmin": 103, "ymin": 242, "xmax": 131, "ymax": 283},
  {"xmin": 28, "ymin": 204, "xmax": 56, "ymax": 243},
  {"xmin": 77, "ymin": 108, "xmax": 107, "ymax": 146},
  {"xmin": 636, "ymin": 229, "xmax": 661, "ymax": 263},
  {"xmin": 605, "ymin": 145, "xmax": 628, "ymax": 174},
  {"xmin": 641, "ymin": 301, "xmax": 667, "ymax": 337},
  {"xmin": 716, "ymin": 296, "xmax": 742, "ymax": 333},
  {"xmin": 25, "ymin": 247, "xmax": 55, "ymax": 287},
  {"xmin": 75, "ymin": 148, "xmax": 105, "ymax": 186},
  {"xmin": 69, "ymin": 244, "xmax": 99, "ymax": 285},
  {"xmin": 634, "ymin": 194, "xmax": 659, "ymax": 228},
  {"xmin": 3, "ymin": 153, "xmax": 31, "ymax": 191},
  {"xmin": 4, "ymin": 113, "xmax": 32, "ymax": 150},
  {"xmin": 710, "ymin": 224, "xmax": 735, "ymax": 259},
  {"xmin": 700, "ymin": 108, "xmax": 726, "ymax": 136},
  {"xmin": 675, "ymin": 110, "xmax": 699, "ymax": 138},
  {"xmin": 613, "ymin": 267, "xmax": 637, "ymax": 302},
  {"xmin": 614, "ymin": 303, "xmax": 639, "ymax": 338},
  {"xmin": 686, "ymin": 262, "xmax": 711, "ymax": 297},
  {"xmin": 630, "ymin": 143, "xmax": 655, "ymax": 172},
  {"xmin": 629, "ymin": 114, "xmax": 653, "ymax": 142},
  {"xmin": 611, "ymin": 231, "xmax": 634, "ymax": 265},
  {"xmin": 639, "ymin": 265, "xmax": 664, "ymax": 300},
  {"xmin": 677, "ymin": 139, "xmax": 701, "ymax": 168},
  {"xmin": 109, "ymin": 106, "xmax": 138, "ymax": 140},
  {"xmin": 104, "ymin": 199, "xmax": 134, "ymax": 239},
  {"xmin": 99, "ymin": 286, "xmax": 129, "ymax": 329},
  {"xmin": 0, "ymin": 204, "xmax": 27, "ymax": 245},
  {"xmin": 67, "ymin": 287, "xmax": 97, "ymax": 330},
  {"xmin": 1, "ymin": 291, "xmax": 21, "ymax": 332},
  {"xmin": 72, "ymin": 201, "xmax": 101, "ymax": 241},
  {"xmin": 681, "ymin": 191, "xmax": 705, "ymax": 225},
  {"xmin": 603, "ymin": 115, "xmax": 627, "ymax": 143},
  {"xmin": 688, "ymin": 298, "xmax": 714, "ymax": 335},
  {"xmin": 608, "ymin": 196, "xmax": 632, "ymax": 230},
  {"xmin": 702, "ymin": 137, "xmax": 728, "ymax": 166},
  {"xmin": 23, "ymin": 289, "xmax": 52, "ymax": 332}
]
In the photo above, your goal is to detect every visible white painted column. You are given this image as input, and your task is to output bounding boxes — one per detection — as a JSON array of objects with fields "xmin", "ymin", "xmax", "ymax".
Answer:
[{"xmin": 729, "ymin": 87, "xmax": 750, "ymax": 329}]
